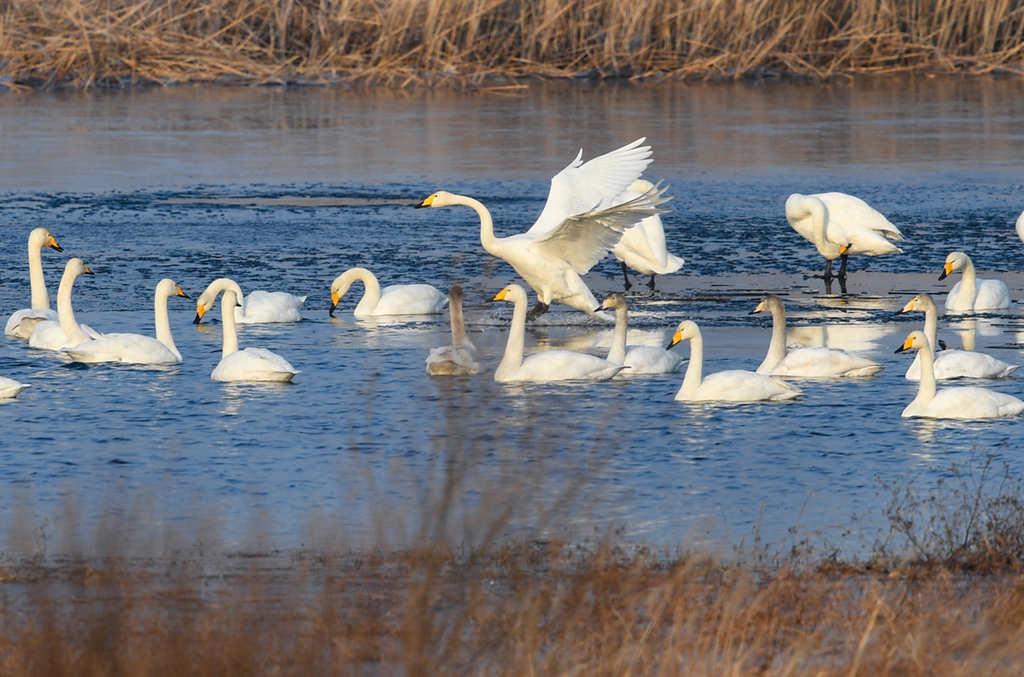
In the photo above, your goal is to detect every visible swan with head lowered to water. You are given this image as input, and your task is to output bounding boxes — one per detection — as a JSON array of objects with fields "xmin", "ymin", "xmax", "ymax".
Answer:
[
  {"xmin": 895, "ymin": 331, "xmax": 1024, "ymax": 419},
  {"xmin": 64, "ymin": 279, "xmax": 191, "ymax": 365},
  {"xmin": 667, "ymin": 320, "xmax": 802, "ymax": 402},
  {"xmin": 416, "ymin": 138, "xmax": 669, "ymax": 321},
  {"xmin": 750, "ymin": 294, "xmax": 883, "ymax": 378},
  {"xmin": 194, "ymin": 278, "xmax": 305, "ymax": 325},
  {"xmin": 330, "ymin": 267, "xmax": 448, "ymax": 318},
  {"xmin": 899, "ymin": 293, "xmax": 1017, "ymax": 380},
  {"xmin": 596, "ymin": 292, "xmax": 683, "ymax": 375},
  {"xmin": 426, "ymin": 284, "xmax": 483, "ymax": 376},
  {"xmin": 491, "ymin": 284, "xmax": 624, "ymax": 382},
  {"xmin": 211, "ymin": 291, "xmax": 298, "ymax": 383},
  {"xmin": 5, "ymin": 227, "xmax": 64, "ymax": 339}
]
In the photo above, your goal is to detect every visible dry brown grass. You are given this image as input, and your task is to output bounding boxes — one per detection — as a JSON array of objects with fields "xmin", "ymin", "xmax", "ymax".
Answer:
[{"xmin": 1, "ymin": 0, "xmax": 1023, "ymax": 89}]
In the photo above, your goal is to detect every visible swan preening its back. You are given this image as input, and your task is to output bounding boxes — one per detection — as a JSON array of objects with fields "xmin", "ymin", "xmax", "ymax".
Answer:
[
  {"xmin": 939, "ymin": 251, "xmax": 1010, "ymax": 313},
  {"xmin": 64, "ymin": 279, "xmax": 190, "ymax": 365},
  {"xmin": 211, "ymin": 291, "xmax": 298, "ymax": 383},
  {"xmin": 895, "ymin": 331, "xmax": 1024, "ymax": 419},
  {"xmin": 751, "ymin": 295, "xmax": 883, "ymax": 378},
  {"xmin": 330, "ymin": 267, "xmax": 448, "ymax": 318},
  {"xmin": 491, "ymin": 284, "xmax": 624, "ymax": 382},
  {"xmin": 899, "ymin": 294, "xmax": 1018, "ymax": 380},
  {"xmin": 667, "ymin": 320, "xmax": 802, "ymax": 402},
  {"xmin": 597, "ymin": 292, "xmax": 683, "ymax": 375},
  {"xmin": 426, "ymin": 285, "xmax": 483, "ymax": 376},
  {"xmin": 5, "ymin": 228, "xmax": 64, "ymax": 339},
  {"xmin": 194, "ymin": 278, "xmax": 305, "ymax": 325},
  {"xmin": 417, "ymin": 138, "xmax": 670, "ymax": 321}
]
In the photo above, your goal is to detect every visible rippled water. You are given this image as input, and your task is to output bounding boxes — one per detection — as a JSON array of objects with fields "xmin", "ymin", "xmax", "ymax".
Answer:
[{"xmin": 2, "ymin": 78, "xmax": 1023, "ymax": 556}]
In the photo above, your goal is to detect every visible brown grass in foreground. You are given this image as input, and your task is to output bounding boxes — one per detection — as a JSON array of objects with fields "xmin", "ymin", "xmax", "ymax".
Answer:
[{"xmin": 1, "ymin": 0, "xmax": 1023, "ymax": 89}]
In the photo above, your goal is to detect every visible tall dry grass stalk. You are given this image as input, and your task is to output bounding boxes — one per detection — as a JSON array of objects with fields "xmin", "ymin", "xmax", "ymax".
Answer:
[{"xmin": 1, "ymin": 0, "xmax": 1023, "ymax": 88}]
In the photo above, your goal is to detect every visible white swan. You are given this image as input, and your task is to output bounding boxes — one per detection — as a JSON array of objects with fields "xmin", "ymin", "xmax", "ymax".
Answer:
[
  {"xmin": 64, "ymin": 279, "xmax": 190, "ymax": 365},
  {"xmin": 426, "ymin": 285, "xmax": 483, "ymax": 376},
  {"xmin": 28, "ymin": 258, "xmax": 98, "ymax": 351},
  {"xmin": 330, "ymin": 268, "xmax": 448, "ymax": 318},
  {"xmin": 1016, "ymin": 208, "xmax": 1024, "ymax": 244},
  {"xmin": 895, "ymin": 331, "xmax": 1024, "ymax": 419},
  {"xmin": 611, "ymin": 180, "xmax": 685, "ymax": 290},
  {"xmin": 211, "ymin": 291, "xmax": 298, "ymax": 382},
  {"xmin": 491, "ymin": 284, "xmax": 624, "ymax": 382},
  {"xmin": 786, "ymin": 193, "xmax": 902, "ymax": 281},
  {"xmin": 0, "ymin": 376, "xmax": 30, "ymax": 398},
  {"xmin": 597, "ymin": 292, "xmax": 683, "ymax": 375},
  {"xmin": 940, "ymin": 251, "xmax": 1010, "ymax": 313},
  {"xmin": 668, "ymin": 320, "xmax": 802, "ymax": 402},
  {"xmin": 5, "ymin": 228, "xmax": 63, "ymax": 338},
  {"xmin": 194, "ymin": 278, "xmax": 305, "ymax": 324},
  {"xmin": 900, "ymin": 294, "xmax": 1018, "ymax": 380},
  {"xmin": 751, "ymin": 294, "xmax": 883, "ymax": 377},
  {"xmin": 417, "ymin": 138, "xmax": 669, "ymax": 321}
]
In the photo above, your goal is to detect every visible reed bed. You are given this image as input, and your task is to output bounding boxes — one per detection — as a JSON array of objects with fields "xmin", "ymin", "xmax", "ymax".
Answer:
[{"xmin": 1, "ymin": 0, "xmax": 1023, "ymax": 89}]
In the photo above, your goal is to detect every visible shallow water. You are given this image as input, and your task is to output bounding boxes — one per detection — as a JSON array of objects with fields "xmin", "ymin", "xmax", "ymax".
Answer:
[{"xmin": 1, "ymin": 78, "xmax": 1024, "ymax": 556}]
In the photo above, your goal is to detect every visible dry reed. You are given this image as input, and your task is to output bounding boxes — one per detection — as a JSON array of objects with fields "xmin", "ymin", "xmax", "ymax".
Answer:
[{"xmin": 1, "ymin": 0, "xmax": 1023, "ymax": 89}]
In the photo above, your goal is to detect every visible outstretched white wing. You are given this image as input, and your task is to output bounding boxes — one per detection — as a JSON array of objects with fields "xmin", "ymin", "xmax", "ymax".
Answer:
[
  {"xmin": 528, "ymin": 184, "xmax": 670, "ymax": 275},
  {"xmin": 526, "ymin": 138, "xmax": 654, "ymax": 237}
]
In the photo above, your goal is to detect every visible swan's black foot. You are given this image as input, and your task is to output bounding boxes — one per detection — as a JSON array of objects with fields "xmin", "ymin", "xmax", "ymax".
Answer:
[
  {"xmin": 620, "ymin": 262, "xmax": 633, "ymax": 291},
  {"xmin": 647, "ymin": 274, "xmax": 657, "ymax": 291},
  {"xmin": 824, "ymin": 278, "xmax": 834, "ymax": 296},
  {"xmin": 526, "ymin": 301, "xmax": 550, "ymax": 322}
]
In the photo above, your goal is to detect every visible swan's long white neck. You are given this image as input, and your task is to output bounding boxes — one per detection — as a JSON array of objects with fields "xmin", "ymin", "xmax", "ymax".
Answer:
[
  {"xmin": 676, "ymin": 330, "xmax": 704, "ymax": 399},
  {"xmin": 495, "ymin": 293, "xmax": 527, "ymax": 380},
  {"xmin": 29, "ymin": 237, "xmax": 50, "ymax": 310},
  {"xmin": 758, "ymin": 302, "xmax": 787, "ymax": 374},
  {"xmin": 607, "ymin": 304, "xmax": 628, "ymax": 365},
  {"xmin": 341, "ymin": 268, "xmax": 382, "ymax": 315},
  {"xmin": 958, "ymin": 259, "xmax": 978, "ymax": 308},
  {"xmin": 221, "ymin": 291, "xmax": 240, "ymax": 357},
  {"xmin": 154, "ymin": 286, "xmax": 181, "ymax": 360},
  {"xmin": 205, "ymin": 279, "xmax": 246, "ymax": 315},
  {"xmin": 808, "ymin": 199, "xmax": 842, "ymax": 261},
  {"xmin": 922, "ymin": 302, "xmax": 938, "ymax": 357},
  {"xmin": 908, "ymin": 338, "xmax": 937, "ymax": 413},
  {"xmin": 450, "ymin": 295, "xmax": 467, "ymax": 347},
  {"xmin": 447, "ymin": 194, "xmax": 502, "ymax": 256},
  {"xmin": 56, "ymin": 266, "xmax": 89, "ymax": 344}
]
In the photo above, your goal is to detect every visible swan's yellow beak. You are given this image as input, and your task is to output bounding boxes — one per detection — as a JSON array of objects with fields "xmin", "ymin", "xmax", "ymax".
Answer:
[
  {"xmin": 901, "ymin": 298, "xmax": 917, "ymax": 313},
  {"xmin": 751, "ymin": 299, "xmax": 766, "ymax": 314},
  {"xmin": 666, "ymin": 330, "xmax": 683, "ymax": 350},
  {"xmin": 82, "ymin": 264, "xmax": 94, "ymax": 275},
  {"xmin": 329, "ymin": 290, "xmax": 341, "ymax": 317},
  {"xmin": 939, "ymin": 261, "xmax": 954, "ymax": 280},
  {"xmin": 895, "ymin": 334, "xmax": 915, "ymax": 354},
  {"xmin": 493, "ymin": 288, "xmax": 509, "ymax": 302},
  {"xmin": 47, "ymin": 234, "xmax": 63, "ymax": 252},
  {"xmin": 416, "ymin": 194, "xmax": 436, "ymax": 209},
  {"xmin": 176, "ymin": 285, "xmax": 190, "ymax": 299},
  {"xmin": 839, "ymin": 244, "xmax": 849, "ymax": 255},
  {"xmin": 194, "ymin": 303, "xmax": 207, "ymax": 324}
]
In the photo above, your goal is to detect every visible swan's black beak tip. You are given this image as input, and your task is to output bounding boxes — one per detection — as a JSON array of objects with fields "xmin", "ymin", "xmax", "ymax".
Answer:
[
  {"xmin": 329, "ymin": 304, "xmax": 337, "ymax": 317},
  {"xmin": 193, "ymin": 313, "xmax": 202, "ymax": 325},
  {"xmin": 938, "ymin": 271, "xmax": 949, "ymax": 281}
]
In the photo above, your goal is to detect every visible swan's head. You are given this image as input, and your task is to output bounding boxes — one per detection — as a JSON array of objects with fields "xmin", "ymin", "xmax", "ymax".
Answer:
[
  {"xmin": 597, "ymin": 292, "xmax": 627, "ymax": 313},
  {"xmin": 895, "ymin": 330, "xmax": 930, "ymax": 355},
  {"xmin": 416, "ymin": 191, "xmax": 458, "ymax": 209},
  {"xmin": 666, "ymin": 320, "xmax": 700, "ymax": 350},
  {"xmin": 749, "ymin": 294, "xmax": 784, "ymax": 316},
  {"xmin": 194, "ymin": 278, "xmax": 242, "ymax": 324},
  {"xmin": 65, "ymin": 258, "xmax": 94, "ymax": 278},
  {"xmin": 329, "ymin": 268, "xmax": 372, "ymax": 317},
  {"xmin": 940, "ymin": 252, "xmax": 970, "ymax": 280},
  {"xmin": 156, "ymin": 278, "xmax": 190, "ymax": 301},
  {"xmin": 491, "ymin": 284, "xmax": 528, "ymax": 305},
  {"xmin": 30, "ymin": 227, "xmax": 63, "ymax": 253},
  {"xmin": 899, "ymin": 294, "xmax": 936, "ymax": 315}
]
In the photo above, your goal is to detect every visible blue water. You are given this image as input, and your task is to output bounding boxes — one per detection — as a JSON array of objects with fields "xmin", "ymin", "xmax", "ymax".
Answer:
[{"xmin": 1, "ymin": 79, "xmax": 1023, "ymax": 557}]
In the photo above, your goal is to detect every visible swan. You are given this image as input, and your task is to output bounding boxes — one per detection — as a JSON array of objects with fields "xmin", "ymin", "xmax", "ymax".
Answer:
[
  {"xmin": 426, "ymin": 285, "xmax": 483, "ymax": 376},
  {"xmin": 668, "ymin": 320, "xmax": 802, "ymax": 402},
  {"xmin": 610, "ymin": 180, "xmax": 685, "ymax": 291},
  {"xmin": 900, "ymin": 294, "xmax": 1018, "ymax": 380},
  {"xmin": 64, "ymin": 279, "xmax": 190, "ymax": 365},
  {"xmin": 28, "ymin": 258, "xmax": 98, "ymax": 351},
  {"xmin": 491, "ymin": 284, "xmax": 625, "ymax": 382},
  {"xmin": 211, "ymin": 290, "xmax": 298, "ymax": 383},
  {"xmin": 940, "ymin": 251, "xmax": 1010, "ymax": 313},
  {"xmin": 193, "ymin": 278, "xmax": 305, "ymax": 325},
  {"xmin": 895, "ymin": 331, "xmax": 1024, "ymax": 419},
  {"xmin": 751, "ymin": 294, "xmax": 883, "ymax": 377},
  {"xmin": 596, "ymin": 292, "xmax": 683, "ymax": 375},
  {"xmin": 1016, "ymin": 208, "xmax": 1024, "ymax": 244},
  {"xmin": 0, "ymin": 376, "xmax": 30, "ymax": 398},
  {"xmin": 330, "ymin": 268, "xmax": 448, "ymax": 318},
  {"xmin": 786, "ymin": 193, "xmax": 902, "ymax": 282},
  {"xmin": 416, "ymin": 138, "xmax": 669, "ymax": 321},
  {"xmin": 5, "ymin": 228, "xmax": 64, "ymax": 338}
]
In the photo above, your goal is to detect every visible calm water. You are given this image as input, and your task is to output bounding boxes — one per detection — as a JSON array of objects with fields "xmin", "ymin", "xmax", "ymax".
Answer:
[{"xmin": 1, "ymin": 78, "xmax": 1024, "ymax": 557}]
